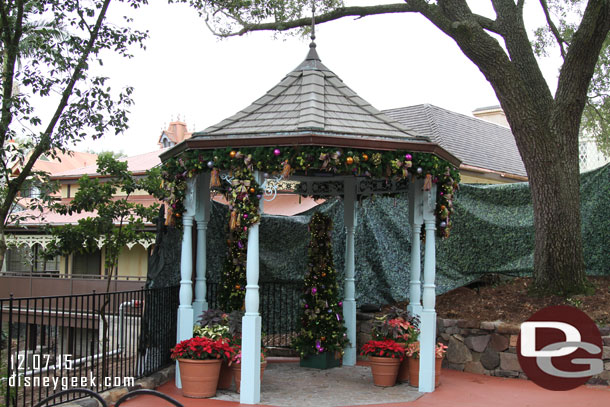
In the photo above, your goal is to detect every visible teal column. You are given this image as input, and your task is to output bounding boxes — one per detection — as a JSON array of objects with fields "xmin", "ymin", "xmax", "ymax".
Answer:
[
  {"xmin": 240, "ymin": 171, "xmax": 263, "ymax": 404},
  {"xmin": 343, "ymin": 178, "xmax": 357, "ymax": 366},
  {"xmin": 407, "ymin": 179, "xmax": 423, "ymax": 318},
  {"xmin": 419, "ymin": 185, "xmax": 437, "ymax": 393},
  {"xmin": 176, "ymin": 178, "xmax": 196, "ymax": 388},
  {"xmin": 193, "ymin": 172, "xmax": 211, "ymax": 323}
]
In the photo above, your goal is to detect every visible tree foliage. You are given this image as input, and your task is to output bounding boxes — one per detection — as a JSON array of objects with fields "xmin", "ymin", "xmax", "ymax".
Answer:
[
  {"xmin": 0, "ymin": 0, "xmax": 148, "ymax": 265},
  {"xmin": 178, "ymin": 0, "xmax": 610, "ymax": 295},
  {"xmin": 44, "ymin": 154, "xmax": 163, "ymax": 279}
]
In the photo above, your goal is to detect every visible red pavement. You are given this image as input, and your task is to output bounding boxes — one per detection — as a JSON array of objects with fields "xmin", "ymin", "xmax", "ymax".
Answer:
[{"xmin": 120, "ymin": 369, "xmax": 609, "ymax": 407}]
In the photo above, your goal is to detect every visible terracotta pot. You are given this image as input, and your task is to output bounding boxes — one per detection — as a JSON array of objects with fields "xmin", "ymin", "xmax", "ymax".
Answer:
[
  {"xmin": 217, "ymin": 360, "xmax": 233, "ymax": 390},
  {"xmin": 369, "ymin": 356, "xmax": 401, "ymax": 387},
  {"xmin": 396, "ymin": 343, "xmax": 410, "ymax": 383},
  {"xmin": 408, "ymin": 357, "xmax": 443, "ymax": 388},
  {"xmin": 232, "ymin": 361, "xmax": 267, "ymax": 393},
  {"xmin": 178, "ymin": 358, "xmax": 222, "ymax": 398}
]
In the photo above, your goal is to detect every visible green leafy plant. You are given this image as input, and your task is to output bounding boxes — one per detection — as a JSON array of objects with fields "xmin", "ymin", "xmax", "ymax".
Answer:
[{"xmin": 371, "ymin": 307, "xmax": 419, "ymax": 344}]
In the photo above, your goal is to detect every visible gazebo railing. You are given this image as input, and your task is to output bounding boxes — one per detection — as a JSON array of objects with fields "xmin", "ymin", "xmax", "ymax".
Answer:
[{"xmin": 206, "ymin": 280, "xmax": 301, "ymax": 348}]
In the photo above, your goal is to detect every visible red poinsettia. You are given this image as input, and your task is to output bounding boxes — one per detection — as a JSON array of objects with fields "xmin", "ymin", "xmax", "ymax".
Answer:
[
  {"xmin": 171, "ymin": 336, "xmax": 235, "ymax": 361},
  {"xmin": 359, "ymin": 339, "xmax": 405, "ymax": 361}
]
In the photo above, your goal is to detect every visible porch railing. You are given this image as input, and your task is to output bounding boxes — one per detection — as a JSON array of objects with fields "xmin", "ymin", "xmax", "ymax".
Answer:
[{"xmin": 0, "ymin": 286, "xmax": 178, "ymax": 407}]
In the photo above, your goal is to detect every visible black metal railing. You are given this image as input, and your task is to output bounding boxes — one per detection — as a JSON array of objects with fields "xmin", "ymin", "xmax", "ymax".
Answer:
[
  {"xmin": 0, "ymin": 286, "xmax": 179, "ymax": 407},
  {"xmin": 206, "ymin": 280, "xmax": 302, "ymax": 348}
]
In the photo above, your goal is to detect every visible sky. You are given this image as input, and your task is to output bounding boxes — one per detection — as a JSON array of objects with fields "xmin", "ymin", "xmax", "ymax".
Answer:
[{"xmin": 78, "ymin": 0, "xmax": 557, "ymax": 157}]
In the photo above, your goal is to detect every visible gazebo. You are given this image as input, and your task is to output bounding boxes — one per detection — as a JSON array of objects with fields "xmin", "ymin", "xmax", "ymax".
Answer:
[{"xmin": 159, "ymin": 40, "xmax": 460, "ymax": 404}]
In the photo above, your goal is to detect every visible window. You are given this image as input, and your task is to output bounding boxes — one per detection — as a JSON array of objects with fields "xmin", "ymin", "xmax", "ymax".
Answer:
[
  {"xmin": 6, "ymin": 244, "xmax": 59, "ymax": 273},
  {"xmin": 72, "ymin": 250, "xmax": 102, "ymax": 276}
]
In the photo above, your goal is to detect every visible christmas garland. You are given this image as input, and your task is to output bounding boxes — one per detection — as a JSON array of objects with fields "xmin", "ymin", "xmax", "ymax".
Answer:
[
  {"xmin": 293, "ymin": 212, "xmax": 349, "ymax": 358},
  {"xmin": 159, "ymin": 146, "xmax": 460, "ymax": 238}
]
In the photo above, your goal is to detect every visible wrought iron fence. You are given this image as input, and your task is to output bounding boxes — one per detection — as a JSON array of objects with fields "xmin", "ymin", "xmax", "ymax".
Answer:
[
  {"xmin": 0, "ymin": 286, "xmax": 179, "ymax": 407},
  {"xmin": 206, "ymin": 280, "xmax": 302, "ymax": 348}
]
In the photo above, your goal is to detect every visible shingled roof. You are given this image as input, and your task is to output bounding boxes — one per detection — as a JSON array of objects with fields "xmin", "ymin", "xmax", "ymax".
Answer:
[
  {"xmin": 383, "ymin": 104, "xmax": 527, "ymax": 178},
  {"xmin": 161, "ymin": 44, "xmax": 459, "ymax": 165}
]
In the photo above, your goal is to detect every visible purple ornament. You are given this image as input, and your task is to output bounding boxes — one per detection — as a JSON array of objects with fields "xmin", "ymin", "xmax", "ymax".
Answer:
[
  {"xmin": 243, "ymin": 213, "xmax": 248, "ymax": 219},
  {"xmin": 440, "ymin": 192, "xmax": 444, "ymax": 196},
  {"xmin": 336, "ymin": 314, "xmax": 341, "ymax": 321},
  {"xmin": 273, "ymin": 148, "xmax": 281, "ymax": 156},
  {"xmin": 237, "ymin": 241, "xmax": 244, "ymax": 249},
  {"xmin": 338, "ymin": 301, "xmax": 343, "ymax": 307},
  {"xmin": 257, "ymin": 194, "xmax": 262, "ymax": 199},
  {"xmin": 305, "ymin": 304, "xmax": 309, "ymax": 309},
  {"xmin": 405, "ymin": 153, "xmax": 412, "ymax": 161},
  {"xmin": 440, "ymin": 221, "xmax": 447, "ymax": 228},
  {"xmin": 311, "ymin": 287, "xmax": 317, "ymax": 295},
  {"xmin": 243, "ymin": 226, "xmax": 248, "ymax": 231}
]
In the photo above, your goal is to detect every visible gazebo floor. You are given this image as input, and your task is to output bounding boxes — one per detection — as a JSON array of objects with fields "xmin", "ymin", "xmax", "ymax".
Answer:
[{"xmin": 121, "ymin": 360, "xmax": 610, "ymax": 407}]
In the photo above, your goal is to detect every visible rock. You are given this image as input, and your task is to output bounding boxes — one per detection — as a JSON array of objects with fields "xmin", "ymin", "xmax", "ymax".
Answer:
[
  {"xmin": 102, "ymin": 388, "xmax": 128, "ymax": 403},
  {"xmin": 598, "ymin": 326, "xmax": 610, "ymax": 336},
  {"xmin": 603, "ymin": 346, "xmax": 610, "ymax": 359},
  {"xmin": 497, "ymin": 323, "xmax": 520, "ymax": 335},
  {"xmin": 457, "ymin": 320, "xmax": 479, "ymax": 329},
  {"xmin": 443, "ymin": 319, "xmax": 458, "ymax": 327},
  {"xmin": 471, "ymin": 351, "xmax": 482, "ymax": 362},
  {"xmin": 460, "ymin": 329, "xmax": 472, "ymax": 336},
  {"xmin": 603, "ymin": 336, "xmax": 610, "ymax": 346},
  {"xmin": 440, "ymin": 333, "xmax": 451, "ymax": 341},
  {"xmin": 480, "ymin": 321, "xmax": 496, "ymax": 331},
  {"xmin": 464, "ymin": 361, "xmax": 485, "ymax": 375},
  {"xmin": 500, "ymin": 352, "xmax": 523, "ymax": 372},
  {"xmin": 436, "ymin": 318, "xmax": 445, "ymax": 329},
  {"xmin": 509, "ymin": 335, "xmax": 518, "ymax": 347},
  {"xmin": 359, "ymin": 320, "xmax": 372, "ymax": 333},
  {"xmin": 518, "ymin": 373, "xmax": 528, "ymax": 380},
  {"xmin": 357, "ymin": 332, "xmax": 372, "ymax": 349},
  {"xmin": 137, "ymin": 376, "xmax": 156, "ymax": 390},
  {"xmin": 442, "ymin": 360, "xmax": 465, "ymax": 371},
  {"xmin": 453, "ymin": 334, "xmax": 464, "ymax": 342},
  {"xmin": 605, "ymin": 361, "xmax": 610, "ymax": 370},
  {"xmin": 356, "ymin": 311, "xmax": 374, "ymax": 321},
  {"xmin": 481, "ymin": 347, "xmax": 500, "ymax": 370},
  {"xmin": 465, "ymin": 335, "xmax": 490, "ymax": 353},
  {"xmin": 495, "ymin": 370, "xmax": 519, "ymax": 378},
  {"xmin": 489, "ymin": 334, "xmax": 509, "ymax": 352},
  {"xmin": 359, "ymin": 304, "xmax": 380, "ymax": 313},
  {"xmin": 445, "ymin": 326, "xmax": 460, "ymax": 335},
  {"xmin": 447, "ymin": 337, "xmax": 473, "ymax": 364}
]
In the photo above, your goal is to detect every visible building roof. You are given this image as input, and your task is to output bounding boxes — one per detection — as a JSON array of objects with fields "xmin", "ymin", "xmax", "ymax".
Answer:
[
  {"xmin": 12, "ymin": 150, "xmax": 98, "ymax": 176},
  {"xmin": 51, "ymin": 149, "xmax": 167, "ymax": 179},
  {"xmin": 158, "ymin": 121, "xmax": 192, "ymax": 146},
  {"xmin": 383, "ymin": 104, "xmax": 526, "ymax": 178},
  {"xmin": 162, "ymin": 44, "xmax": 459, "ymax": 165}
]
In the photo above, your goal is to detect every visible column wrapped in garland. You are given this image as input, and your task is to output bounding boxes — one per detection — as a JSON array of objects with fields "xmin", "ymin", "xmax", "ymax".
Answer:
[
  {"xmin": 218, "ymin": 167, "xmax": 263, "ymax": 311},
  {"xmin": 294, "ymin": 212, "xmax": 349, "ymax": 369}
]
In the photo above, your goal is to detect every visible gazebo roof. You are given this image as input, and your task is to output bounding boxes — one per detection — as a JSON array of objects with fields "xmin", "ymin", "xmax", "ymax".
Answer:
[{"xmin": 161, "ymin": 43, "xmax": 459, "ymax": 166}]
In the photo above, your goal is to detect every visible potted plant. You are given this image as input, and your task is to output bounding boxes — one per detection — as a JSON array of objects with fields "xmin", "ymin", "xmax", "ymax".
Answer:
[
  {"xmin": 359, "ymin": 339, "xmax": 405, "ymax": 387},
  {"xmin": 230, "ymin": 345, "xmax": 267, "ymax": 393},
  {"xmin": 371, "ymin": 307, "xmax": 419, "ymax": 383},
  {"xmin": 171, "ymin": 336, "xmax": 235, "ymax": 398},
  {"xmin": 193, "ymin": 309, "xmax": 243, "ymax": 390},
  {"xmin": 405, "ymin": 341, "xmax": 447, "ymax": 388},
  {"xmin": 293, "ymin": 212, "xmax": 349, "ymax": 369}
]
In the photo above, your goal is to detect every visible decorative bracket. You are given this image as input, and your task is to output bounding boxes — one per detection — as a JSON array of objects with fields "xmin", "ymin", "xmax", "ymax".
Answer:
[{"xmin": 261, "ymin": 175, "xmax": 283, "ymax": 201}]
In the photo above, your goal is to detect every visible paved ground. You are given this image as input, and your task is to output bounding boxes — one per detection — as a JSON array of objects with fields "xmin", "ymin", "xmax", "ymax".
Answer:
[{"xmin": 121, "ymin": 361, "xmax": 610, "ymax": 407}]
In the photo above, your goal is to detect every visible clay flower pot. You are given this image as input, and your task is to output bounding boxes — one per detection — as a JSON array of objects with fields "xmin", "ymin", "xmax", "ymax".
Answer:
[
  {"xmin": 178, "ymin": 358, "xmax": 222, "ymax": 398},
  {"xmin": 232, "ymin": 361, "xmax": 267, "ymax": 393},
  {"xmin": 369, "ymin": 356, "xmax": 401, "ymax": 387},
  {"xmin": 408, "ymin": 357, "xmax": 442, "ymax": 388},
  {"xmin": 217, "ymin": 359, "xmax": 234, "ymax": 390},
  {"xmin": 396, "ymin": 343, "xmax": 410, "ymax": 383}
]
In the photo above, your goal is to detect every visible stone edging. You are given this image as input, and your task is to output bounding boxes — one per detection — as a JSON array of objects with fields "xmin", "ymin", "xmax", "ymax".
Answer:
[
  {"xmin": 59, "ymin": 365, "xmax": 175, "ymax": 407},
  {"xmin": 357, "ymin": 312, "xmax": 610, "ymax": 386}
]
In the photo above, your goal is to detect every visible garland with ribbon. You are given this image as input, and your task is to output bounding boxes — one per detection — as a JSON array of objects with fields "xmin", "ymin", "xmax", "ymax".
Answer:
[{"xmin": 159, "ymin": 146, "xmax": 460, "ymax": 238}]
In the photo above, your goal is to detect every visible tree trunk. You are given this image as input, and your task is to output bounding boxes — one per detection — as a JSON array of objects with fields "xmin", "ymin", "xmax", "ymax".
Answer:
[{"xmin": 514, "ymin": 123, "xmax": 587, "ymax": 296}]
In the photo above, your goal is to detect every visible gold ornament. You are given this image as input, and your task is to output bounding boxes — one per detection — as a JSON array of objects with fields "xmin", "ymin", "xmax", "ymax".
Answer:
[
  {"xmin": 249, "ymin": 187, "xmax": 256, "ymax": 194},
  {"xmin": 346, "ymin": 156, "xmax": 354, "ymax": 165},
  {"xmin": 362, "ymin": 153, "xmax": 369, "ymax": 162},
  {"xmin": 229, "ymin": 150, "xmax": 237, "ymax": 158}
]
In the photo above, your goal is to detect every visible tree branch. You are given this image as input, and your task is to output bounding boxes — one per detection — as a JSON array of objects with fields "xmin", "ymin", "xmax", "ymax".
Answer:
[
  {"xmin": 539, "ymin": 0, "xmax": 566, "ymax": 59},
  {"xmin": 0, "ymin": 0, "xmax": 113, "ymax": 222},
  {"xmin": 214, "ymin": 3, "xmax": 420, "ymax": 37}
]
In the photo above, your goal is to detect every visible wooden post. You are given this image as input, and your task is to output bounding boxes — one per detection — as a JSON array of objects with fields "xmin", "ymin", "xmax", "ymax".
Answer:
[
  {"xmin": 419, "ymin": 185, "xmax": 437, "ymax": 392},
  {"xmin": 193, "ymin": 172, "xmax": 211, "ymax": 323},
  {"xmin": 343, "ymin": 178, "xmax": 357, "ymax": 366},
  {"xmin": 408, "ymin": 178, "xmax": 423, "ymax": 318},
  {"xmin": 241, "ymin": 171, "xmax": 263, "ymax": 404},
  {"xmin": 175, "ymin": 177, "xmax": 196, "ymax": 388}
]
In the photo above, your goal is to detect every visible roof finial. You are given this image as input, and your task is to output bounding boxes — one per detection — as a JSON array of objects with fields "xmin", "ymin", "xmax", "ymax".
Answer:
[{"xmin": 306, "ymin": 1, "xmax": 320, "ymax": 61}]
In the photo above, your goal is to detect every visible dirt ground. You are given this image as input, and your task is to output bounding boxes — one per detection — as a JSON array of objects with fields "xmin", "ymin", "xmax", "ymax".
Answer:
[{"xmin": 434, "ymin": 276, "xmax": 610, "ymax": 325}]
